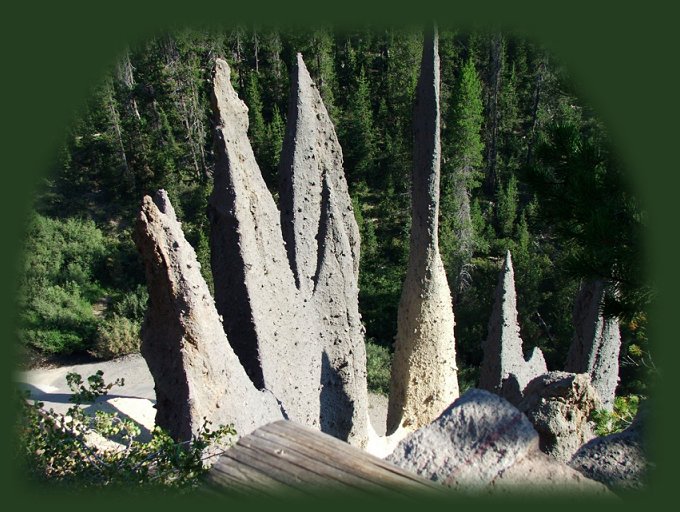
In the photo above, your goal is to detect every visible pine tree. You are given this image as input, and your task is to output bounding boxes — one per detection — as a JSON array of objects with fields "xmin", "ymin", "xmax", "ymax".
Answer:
[
  {"xmin": 440, "ymin": 56, "xmax": 485, "ymax": 295},
  {"xmin": 339, "ymin": 67, "xmax": 376, "ymax": 186}
]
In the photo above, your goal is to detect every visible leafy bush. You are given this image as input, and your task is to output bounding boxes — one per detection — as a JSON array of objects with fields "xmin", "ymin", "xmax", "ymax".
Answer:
[
  {"xmin": 90, "ymin": 315, "xmax": 141, "ymax": 359},
  {"xmin": 16, "ymin": 371, "xmax": 236, "ymax": 490},
  {"xmin": 366, "ymin": 340, "xmax": 392, "ymax": 395},
  {"xmin": 19, "ymin": 283, "xmax": 99, "ymax": 353},
  {"xmin": 18, "ymin": 214, "xmax": 110, "ymax": 354}
]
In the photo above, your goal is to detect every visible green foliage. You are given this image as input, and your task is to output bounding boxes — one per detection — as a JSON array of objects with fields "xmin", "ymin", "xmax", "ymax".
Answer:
[
  {"xmin": 591, "ymin": 395, "xmax": 640, "ymax": 437},
  {"xmin": 18, "ymin": 214, "xmax": 109, "ymax": 354},
  {"xmin": 365, "ymin": 340, "xmax": 392, "ymax": 395},
  {"xmin": 66, "ymin": 369, "xmax": 124, "ymax": 403},
  {"xmin": 91, "ymin": 315, "xmax": 141, "ymax": 359},
  {"xmin": 16, "ymin": 371, "xmax": 236, "ymax": 490}
]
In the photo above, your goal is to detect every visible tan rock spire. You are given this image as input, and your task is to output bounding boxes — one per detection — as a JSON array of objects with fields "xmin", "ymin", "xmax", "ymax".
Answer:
[{"xmin": 386, "ymin": 29, "xmax": 459, "ymax": 435}]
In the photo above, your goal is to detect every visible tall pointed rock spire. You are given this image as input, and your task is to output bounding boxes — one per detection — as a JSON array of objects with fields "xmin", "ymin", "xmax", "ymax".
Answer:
[
  {"xmin": 479, "ymin": 250, "xmax": 547, "ymax": 404},
  {"xmin": 566, "ymin": 279, "xmax": 621, "ymax": 410},
  {"xmin": 134, "ymin": 190, "xmax": 283, "ymax": 442},
  {"xmin": 279, "ymin": 53, "xmax": 368, "ymax": 447},
  {"xmin": 387, "ymin": 29, "xmax": 459, "ymax": 435},
  {"xmin": 207, "ymin": 58, "xmax": 320, "ymax": 427}
]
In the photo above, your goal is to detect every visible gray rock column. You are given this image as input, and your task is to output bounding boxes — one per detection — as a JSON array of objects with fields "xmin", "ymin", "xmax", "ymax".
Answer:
[
  {"xmin": 134, "ymin": 190, "xmax": 283, "ymax": 443},
  {"xmin": 207, "ymin": 58, "xmax": 320, "ymax": 428},
  {"xmin": 479, "ymin": 250, "xmax": 547, "ymax": 404},
  {"xmin": 278, "ymin": 53, "xmax": 367, "ymax": 446},
  {"xmin": 566, "ymin": 279, "xmax": 621, "ymax": 410},
  {"xmin": 386, "ymin": 30, "xmax": 459, "ymax": 435}
]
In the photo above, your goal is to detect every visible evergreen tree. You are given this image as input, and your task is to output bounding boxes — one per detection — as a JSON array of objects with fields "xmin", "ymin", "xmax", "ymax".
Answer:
[{"xmin": 440, "ymin": 56, "xmax": 485, "ymax": 294}]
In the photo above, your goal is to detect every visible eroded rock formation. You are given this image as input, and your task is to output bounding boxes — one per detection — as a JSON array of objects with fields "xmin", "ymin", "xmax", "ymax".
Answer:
[
  {"xmin": 206, "ymin": 57, "xmax": 367, "ymax": 445},
  {"xmin": 479, "ymin": 250, "xmax": 546, "ymax": 404},
  {"xmin": 518, "ymin": 371, "xmax": 600, "ymax": 462},
  {"xmin": 133, "ymin": 190, "xmax": 283, "ymax": 443},
  {"xmin": 565, "ymin": 280, "xmax": 621, "ymax": 410},
  {"xmin": 208, "ymin": 58, "xmax": 320, "ymax": 427},
  {"xmin": 279, "ymin": 54, "xmax": 367, "ymax": 445},
  {"xmin": 386, "ymin": 29, "xmax": 459, "ymax": 435}
]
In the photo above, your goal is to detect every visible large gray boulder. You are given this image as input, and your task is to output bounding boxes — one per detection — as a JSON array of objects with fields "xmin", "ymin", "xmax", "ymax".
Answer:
[
  {"xmin": 133, "ymin": 190, "xmax": 284, "ymax": 443},
  {"xmin": 279, "ymin": 54, "xmax": 367, "ymax": 446},
  {"xmin": 387, "ymin": 388, "xmax": 611, "ymax": 495},
  {"xmin": 387, "ymin": 389, "xmax": 538, "ymax": 489},
  {"xmin": 518, "ymin": 371, "xmax": 600, "ymax": 462},
  {"xmin": 566, "ymin": 280, "xmax": 621, "ymax": 410},
  {"xmin": 479, "ymin": 251, "xmax": 546, "ymax": 405},
  {"xmin": 387, "ymin": 29, "xmax": 459, "ymax": 435},
  {"xmin": 570, "ymin": 402, "xmax": 650, "ymax": 491}
]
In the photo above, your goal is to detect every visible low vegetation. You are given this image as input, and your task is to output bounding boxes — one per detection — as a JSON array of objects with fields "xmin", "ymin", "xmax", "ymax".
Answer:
[{"xmin": 16, "ymin": 371, "xmax": 235, "ymax": 490}]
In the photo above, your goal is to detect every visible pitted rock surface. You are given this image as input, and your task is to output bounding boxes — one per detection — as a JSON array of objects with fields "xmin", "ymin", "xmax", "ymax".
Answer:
[
  {"xmin": 479, "ymin": 251, "xmax": 546, "ymax": 405},
  {"xmin": 565, "ymin": 280, "xmax": 621, "ymax": 410},
  {"xmin": 208, "ymin": 58, "xmax": 320, "ymax": 427},
  {"xmin": 387, "ymin": 29, "xmax": 459, "ymax": 435},
  {"xmin": 570, "ymin": 402, "xmax": 650, "ymax": 491},
  {"xmin": 134, "ymin": 190, "xmax": 283, "ymax": 443},
  {"xmin": 279, "ymin": 53, "xmax": 360, "ymax": 296},
  {"xmin": 492, "ymin": 451, "xmax": 612, "ymax": 495},
  {"xmin": 518, "ymin": 371, "xmax": 600, "ymax": 462},
  {"xmin": 387, "ymin": 389, "xmax": 538, "ymax": 489},
  {"xmin": 206, "ymin": 57, "xmax": 367, "ymax": 445}
]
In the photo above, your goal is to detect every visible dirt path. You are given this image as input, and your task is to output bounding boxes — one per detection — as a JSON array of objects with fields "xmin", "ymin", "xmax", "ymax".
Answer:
[{"xmin": 16, "ymin": 353, "xmax": 390, "ymax": 441}]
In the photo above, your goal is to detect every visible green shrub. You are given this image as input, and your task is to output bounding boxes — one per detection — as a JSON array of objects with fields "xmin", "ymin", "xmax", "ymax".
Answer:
[
  {"xmin": 90, "ymin": 315, "xmax": 141, "ymax": 359},
  {"xmin": 19, "ymin": 283, "xmax": 98, "ymax": 354},
  {"xmin": 18, "ymin": 214, "xmax": 110, "ymax": 354},
  {"xmin": 591, "ymin": 394, "xmax": 640, "ymax": 437},
  {"xmin": 16, "ymin": 371, "xmax": 236, "ymax": 490},
  {"xmin": 366, "ymin": 340, "xmax": 392, "ymax": 395}
]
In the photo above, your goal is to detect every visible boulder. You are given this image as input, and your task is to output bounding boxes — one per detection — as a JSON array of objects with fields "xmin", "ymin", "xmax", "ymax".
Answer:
[
  {"xmin": 387, "ymin": 28, "xmax": 459, "ymax": 435},
  {"xmin": 570, "ymin": 402, "xmax": 650, "ymax": 491},
  {"xmin": 387, "ymin": 388, "xmax": 612, "ymax": 495},
  {"xmin": 518, "ymin": 371, "xmax": 600, "ymax": 462},
  {"xmin": 387, "ymin": 389, "xmax": 538, "ymax": 489}
]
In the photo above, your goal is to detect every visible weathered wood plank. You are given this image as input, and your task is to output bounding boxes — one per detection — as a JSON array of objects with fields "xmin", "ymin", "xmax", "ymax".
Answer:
[
  {"xmin": 240, "ymin": 430, "xmax": 387, "ymax": 492},
  {"xmin": 206, "ymin": 420, "xmax": 444, "ymax": 497},
  {"xmin": 262, "ymin": 421, "xmax": 440, "ymax": 490}
]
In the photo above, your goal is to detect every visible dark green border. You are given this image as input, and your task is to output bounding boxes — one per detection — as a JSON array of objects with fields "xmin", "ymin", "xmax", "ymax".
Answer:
[{"xmin": 2, "ymin": 1, "xmax": 675, "ymax": 510}]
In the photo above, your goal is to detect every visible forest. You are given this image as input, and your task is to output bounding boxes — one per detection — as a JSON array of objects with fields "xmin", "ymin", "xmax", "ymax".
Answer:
[{"xmin": 17, "ymin": 25, "xmax": 652, "ymax": 404}]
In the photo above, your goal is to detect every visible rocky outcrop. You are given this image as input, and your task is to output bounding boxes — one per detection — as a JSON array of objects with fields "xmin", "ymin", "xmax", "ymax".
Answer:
[
  {"xmin": 491, "ymin": 451, "xmax": 613, "ymax": 495},
  {"xmin": 279, "ymin": 54, "xmax": 367, "ymax": 446},
  {"xmin": 133, "ymin": 190, "xmax": 283, "ymax": 443},
  {"xmin": 518, "ymin": 371, "xmax": 600, "ymax": 462},
  {"xmin": 565, "ymin": 280, "xmax": 621, "ymax": 410},
  {"xmin": 386, "ymin": 29, "xmax": 459, "ymax": 435},
  {"xmin": 479, "ymin": 251, "xmax": 547, "ymax": 405},
  {"xmin": 206, "ymin": 57, "xmax": 367, "ymax": 446},
  {"xmin": 386, "ymin": 388, "xmax": 611, "ymax": 495},
  {"xmin": 570, "ymin": 402, "xmax": 650, "ymax": 491}
]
